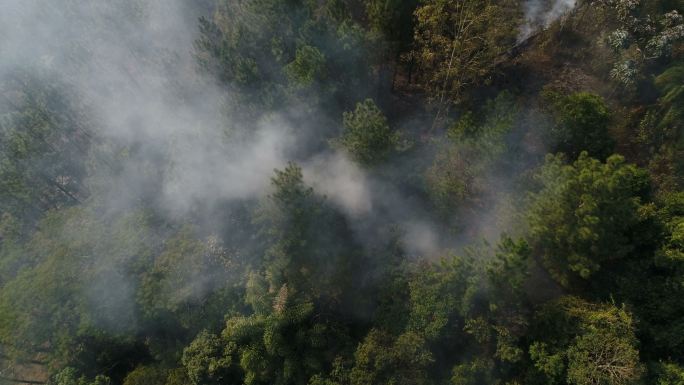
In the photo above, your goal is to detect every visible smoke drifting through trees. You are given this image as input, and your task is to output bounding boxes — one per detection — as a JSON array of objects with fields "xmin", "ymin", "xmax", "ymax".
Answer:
[
  {"xmin": 0, "ymin": 0, "xmax": 441, "ymax": 340},
  {"xmin": 2, "ymin": 0, "xmax": 683, "ymax": 384},
  {"xmin": 519, "ymin": 0, "xmax": 577, "ymax": 40},
  {"xmin": 0, "ymin": 0, "xmax": 557, "ymax": 335},
  {"xmin": 1, "ymin": 0, "xmax": 522, "ymax": 263}
]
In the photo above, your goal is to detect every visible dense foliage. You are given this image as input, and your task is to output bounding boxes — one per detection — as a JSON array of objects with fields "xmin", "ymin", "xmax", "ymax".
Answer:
[{"xmin": 1, "ymin": 0, "xmax": 684, "ymax": 384}]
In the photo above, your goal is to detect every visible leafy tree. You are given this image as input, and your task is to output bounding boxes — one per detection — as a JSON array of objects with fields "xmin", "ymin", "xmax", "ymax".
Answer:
[
  {"xmin": 195, "ymin": 0, "xmax": 371, "ymax": 115},
  {"xmin": 652, "ymin": 362, "xmax": 684, "ymax": 385},
  {"xmin": 348, "ymin": 238, "xmax": 531, "ymax": 385},
  {"xmin": 363, "ymin": 0, "xmax": 420, "ymax": 88},
  {"xmin": 284, "ymin": 45, "xmax": 327, "ymax": 88},
  {"xmin": 184, "ymin": 288, "xmax": 353, "ymax": 385},
  {"xmin": 0, "ymin": 207, "xmax": 156, "ymax": 373},
  {"xmin": 425, "ymin": 93, "xmax": 517, "ymax": 218},
  {"xmin": 637, "ymin": 63, "xmax": 684, "ymax": 191},
  {"xmin": 476, "ymin": 237, "xmax": 531, "ymax": 362},
  {"xmin": 526, "ymin": 152, "xmax": 656, "ymax": 287},
  {"xmin": 450, "ymin": 358, "xmax": 495, "ymax": 385},
  {"xmin": 407, "ymin": 256, "xmax": 478, "ymax": 341},
  {"xmin": 364, "ymin": 0, "xmax": 419, "ymax": 48},
  {"xmin": 182, "ymin": 331, "xmax": 241, "ymax": 385},
  {"xmin": 654, "ymin": 64, "xmax": 684, "ymax": 138},
  {"xmin": 447, "ymin": 238, "xmax": 531, "ymax": 384},
  {"xmin": 411, "ymin": 0, "xmax": 520, "ymax": 118},
  {"xmin": 338, "ymin": 99, "xmax": 397, "ymax": 165},
  {"xmin": 349, "ymin": 330, "xmax": 433, "ymax": 385},
  {"xmin": 529, "ymin": 296, "xmax": 643, "ymax": 385},
  {"xmin": 593, "ymin": 0, "xmax": 684, "ymax": 86},
  {"xmin": 255, "ymin": 163, "xmax": 320, "ymax": 295},
  {"xmin": 544, "ymin": 91, "xmax": 615, "ymax": 160},
  {"xmin": 138, "ymin": 227, "xmax": 245, "ymax": 332},
  {"xmin": 220, "ymin": 301, "xmax": 350, "ymax": 385},
  {"xmin": 122, "ymin": 366, "xmax": 168, "ymax": 385},
  {"xmin": 257, "ymin": 162, "xmax": 369, "ymax": 308},
  {"xmin": 164, "ymin": 368, "xmax": 190, "ymax": 385},
  {"xmin": 597, "ymin": 191, "xmax": 684, "ymax": 359},
  {"xmin": 53, "ymin": 368, "xmax": 112, "ymax": 385},
  {"xmin": 184, "ymin": 164, "xmax": 363, "ymax": 385}
]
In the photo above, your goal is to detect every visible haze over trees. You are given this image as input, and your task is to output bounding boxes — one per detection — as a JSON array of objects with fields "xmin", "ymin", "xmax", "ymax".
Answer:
[{"xmin": 0, "ymin": 0, "xmax": 683, "ymax": 384}]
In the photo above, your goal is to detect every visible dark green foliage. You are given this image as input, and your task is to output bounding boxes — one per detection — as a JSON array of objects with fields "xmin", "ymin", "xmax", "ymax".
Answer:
[
  {"xmin": 3, "ymin": 2, "xmax": 684, "ymax": 385},
  {"xmin": 338, "ymin": 99, "xmax": 397, "ymax": 165},
  {"xmin": 527, "ymin": 152, "xmax": 655, "ymax": 287},
  {"xmin": 407, "ymin": 256, "xmax": 478, "ymax": 341},
  {"xmin": 638, "ymin": 63, "xmax": 684, "ymax": 191},
  {"xmin": 285, "ymin": 46, "xmax": 327, "ymax": 88},
  {"xmin": 364, "ymin": 0, "xmax": 418, "ymax": 46},
  {"xmin": 450, "ymin": 359, "xmax": 496, "ymax": 385},
  {"xmin": 349, "ymin": 330, "xmax": 433, "ymax": 385},
  {"xmin": 652, "ymin": 362, "xmax": 684, "ymax": 385},
  {"xmin": 654, "ymin": 64, "xmax": 684, "ymax": 134},
  {"xmin": 255, "ymin": 163, "xmax": 363, "ymax": 303},
  {"xmin": 411, "ymin": 0, "xmax": 521, "ymax": 106},
  {"xmin": 598, "ymin": 191, "xmax": 684, "ymax": 360},
  {"xmin": 122, "ymin": 366, "xmax": 169, "ymax": 385},
  {"xmin": 529, "ymin": 297, "xmax": 643, "ymax": 385},
  {"xmin": 545, "ymin": 92, "xmax": 615, "ymax": 160},
  {"xmin": 195, "ymin": 0, "xmax": 372, "ymax": 115},
  {"xmin": 182, "ymin": 331, "xmax": 240, "ymax": 385},
  {"xmin": 53, "ymin": 368, "xmax": 112, "ymax": 385},
  {"xmin": 222, "ymin": 302, "xmax": 350, "ymax": 385}
]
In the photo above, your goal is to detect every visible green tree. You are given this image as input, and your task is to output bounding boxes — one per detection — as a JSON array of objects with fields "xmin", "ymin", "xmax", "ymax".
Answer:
[
  {"xmin": 53, "ymin": 368, "xmax": 112, "ymax": 385},
  {"xmin": 221, "ymin": 300, "xmax": 350, "ymax": 385},
  {"xmin": 526, "ymin": 152, "xmax": 656, "ymax": 287},
  {"xmin": 654, "ymin": 64, "xmax": 684, "ymax": 141},
  {"xmin": 363, "ymin": 0, "xmax": 419, "ymax": 88},
  {"xmin": 592, "ymin": 0, "xmax": 684, "ymax": 87},
  {"xmin": 138, "ymin": 227, "xmax": 245, "ymax": 332},
  {"xmin": 637, "ymin": 63, "xmax": 684, "ymax": 191},
  {"xmin": 599, "ymin": 191, "xmax": 684, "ymax": 359},
  {"xmin": 450, "ymin": 359, "xmax": 495, "ymax": 385},
  {"xmin": 652, "ymin": 362, "xmax": 684, "ymax": 385},
  {"xmin": 365, "ymin": 0, "xmax": 418, "ymax": 48},
  {"xmin": 255, "ymin": 163, "xmax": 361, "ymax": 299},
  {"xmin": 122, "ymin": 366, "xmax": 169, "ymax": 385},
  {"xmin": 425, "ymin": 93, "xmax": 517, "ymax": 218},
  {"xmin": 448, "ymin": 238, "xmax": 531, "ymax": 384},
  {"xmin": 411, "ymin": 0, "xmax": 520, "ymax": 120},
  {"xmin": 190, "ymin": 164, "xmax": 363, "ymax": 385},
  {"xmin": 182, "ymin": 331, "xmax": 241, "ymax": 385},
  {"xmin": 195, "ymin": 0, "xmax": 371, "ymax": 115},
  {"xmin": 349, "ymin": 329, "xmax": 433, "ymax": 385},
  {"xmin": 284, "ymin": 45, "xmax": 327, "ymax": 88},
  {"xmin": 0, "ymin": 207, "xmax": 155, "ymax": 373},
  {"xmin": 544, "ymin": 91, "xmax": 615, "ymax": 160},
  {"xmin": 338, "ymin": 99, "xmax": 397, "ymax": 165},
  {"xmin": 529, "ymin": 297, "xmax": 643, "ymax": 385},
  {"xmin": 407, "ymin": 256, "xmax": 478, "ymax": 341}
]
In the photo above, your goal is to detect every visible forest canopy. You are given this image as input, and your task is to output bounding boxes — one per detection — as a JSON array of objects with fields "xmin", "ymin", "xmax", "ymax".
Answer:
[{"xmin": 0, "ymin": 0, "xmax": 683, "ymax": 384}]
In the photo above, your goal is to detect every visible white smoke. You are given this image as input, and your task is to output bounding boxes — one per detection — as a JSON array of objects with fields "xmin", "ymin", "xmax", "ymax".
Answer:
[
  {"xmin": 519, "ymin": 0, "xmax": 577, "ymax": 41},
  {"xmin": 303, "ymin": 152, "xmax": 373, "ymax": 217},
  {"xmin": 0, "ymin": 0, "xmax": 484, "ymax": 268},
  {"xmin": 0, "ymin": 0, "xmax": 301, "ymax": 215}
]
